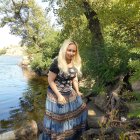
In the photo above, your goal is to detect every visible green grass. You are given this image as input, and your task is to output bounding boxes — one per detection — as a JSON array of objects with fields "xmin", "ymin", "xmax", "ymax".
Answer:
[
  {"xmin": 133, "ymin": 91, "xmax": 140, "ymax": 101},
  {"xmin": 127, "ymin": 91, "xmax": 140, "ymax": 118},
  {"xmin": 128, "ymin": 110, "xmax": 140, "ymax": 118}
]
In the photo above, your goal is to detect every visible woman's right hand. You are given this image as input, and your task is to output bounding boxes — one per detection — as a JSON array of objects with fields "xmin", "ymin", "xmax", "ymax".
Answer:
[{"xmin": 58, "ymin": 95, "xmax": 66, "ymax": 105}]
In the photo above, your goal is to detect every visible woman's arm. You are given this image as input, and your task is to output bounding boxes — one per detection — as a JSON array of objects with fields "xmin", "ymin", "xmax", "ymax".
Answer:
[
  {"xmin": 48, "ymin": 71, "xmax": 61, "ymax": 97},
  {"xmin": 72, "ymin": 74, "xmax": 82, "ymax": 96},
  {"xmin": 48, "ymin": 71, "xmax": 66, "ymax": 104}
]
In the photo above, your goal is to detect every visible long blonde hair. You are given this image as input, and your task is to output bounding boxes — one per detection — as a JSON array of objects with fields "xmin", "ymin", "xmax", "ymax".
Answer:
[{"xmin": 58, "ymin": 39, "xmax": 82, "ymax": 76}]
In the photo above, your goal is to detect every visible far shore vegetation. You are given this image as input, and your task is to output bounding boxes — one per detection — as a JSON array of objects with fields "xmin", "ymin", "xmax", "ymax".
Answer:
[{"xmin": 0, "ymin": 48, "xmax": 6, "ymax": 55}]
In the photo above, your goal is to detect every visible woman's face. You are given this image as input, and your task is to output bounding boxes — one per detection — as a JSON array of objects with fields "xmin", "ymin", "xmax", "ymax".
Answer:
[{"xmin": 65, "ymin": 43, "xmax": 77, "ymax": 62}]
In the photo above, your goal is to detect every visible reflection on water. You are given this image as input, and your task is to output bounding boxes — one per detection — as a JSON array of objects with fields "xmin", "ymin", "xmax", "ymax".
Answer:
[{"xmin": 0, "ymin": 56, "xmax": 48, "ymax": 133}]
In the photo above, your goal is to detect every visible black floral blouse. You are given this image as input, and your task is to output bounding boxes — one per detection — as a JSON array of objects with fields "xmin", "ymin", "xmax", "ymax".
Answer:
[{"xmin": 48, "ymin": 58, "xmax": 77, "ymax": 93}]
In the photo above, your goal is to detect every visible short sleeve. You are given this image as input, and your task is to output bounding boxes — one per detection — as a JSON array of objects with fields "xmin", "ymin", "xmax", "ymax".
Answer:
[{"xmin": 49, "ymin": 58, "xmax": 59, "ymax": 74}]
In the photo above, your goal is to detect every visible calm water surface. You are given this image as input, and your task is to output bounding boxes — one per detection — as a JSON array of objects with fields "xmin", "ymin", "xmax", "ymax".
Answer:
[{"xmin": 0, "ymin": 55, "xmax": 47, "ymax": 132}]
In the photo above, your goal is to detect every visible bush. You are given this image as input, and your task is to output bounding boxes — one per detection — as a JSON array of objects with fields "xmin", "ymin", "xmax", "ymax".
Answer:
[{"xmin": 0, "ymin": 48, "xmax": 6, "ymax": 55}]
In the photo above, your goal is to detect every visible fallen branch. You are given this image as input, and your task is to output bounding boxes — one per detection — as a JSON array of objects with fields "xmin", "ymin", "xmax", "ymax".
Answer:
[
  {"xmin": 124, "ymin": 130, "xmax": 140, "ymax": 136},
  {"xmin": 82, "ymin": 127, "xmax": 115, "ymax": 138},
  {"xmin": 124, "ymin": 130, "xmax": 140, "ymax": 139}
]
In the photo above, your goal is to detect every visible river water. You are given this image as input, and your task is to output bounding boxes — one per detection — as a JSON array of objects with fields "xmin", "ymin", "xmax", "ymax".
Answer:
[{"xmin": 0, "ymin": 55, "xmax": 47, "ymax": 133}]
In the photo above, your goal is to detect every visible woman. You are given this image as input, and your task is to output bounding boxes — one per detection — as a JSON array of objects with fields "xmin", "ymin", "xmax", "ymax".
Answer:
[{"xmin": 42, "ymin": 39, "xmax": 87, "ymax": 140}]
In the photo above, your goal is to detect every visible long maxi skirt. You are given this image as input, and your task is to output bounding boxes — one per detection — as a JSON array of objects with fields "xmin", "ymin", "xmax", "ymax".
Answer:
[{"xmin": 42, "ymin": 88, "xmax": 88, "ymax": 140}]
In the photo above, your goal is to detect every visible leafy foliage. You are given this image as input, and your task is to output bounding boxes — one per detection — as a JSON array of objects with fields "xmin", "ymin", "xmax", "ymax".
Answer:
[
  {"xmin": 43, "ymin": 0, "xmax": 140, "ymax": 91},
  {"xmin": 0, "ymin": 0, "xmax": 139, "ymax": 90},
  {"xmin": 0, "ymin": 0, "xmax": 60, "ymax": 70}
]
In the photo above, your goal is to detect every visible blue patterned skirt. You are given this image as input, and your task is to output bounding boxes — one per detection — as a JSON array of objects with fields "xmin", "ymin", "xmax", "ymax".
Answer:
[{"xmin": 42, "ymin": 88, "xmax": 88, "ymax": 140}]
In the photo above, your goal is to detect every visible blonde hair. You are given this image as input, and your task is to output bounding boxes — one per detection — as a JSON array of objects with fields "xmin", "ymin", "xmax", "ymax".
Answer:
[{"xmin": 58, "ymin": 39, "xmax": 82, "ymax": 76}]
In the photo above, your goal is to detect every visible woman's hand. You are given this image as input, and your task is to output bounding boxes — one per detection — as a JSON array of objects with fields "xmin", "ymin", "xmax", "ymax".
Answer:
[
  {"xmin": 77, "ymin": 91, "xmax": 83, "ymax": 96},
  {"xmin": 58, "ymin": 95, "xmax": 66, "ymax": 105}
]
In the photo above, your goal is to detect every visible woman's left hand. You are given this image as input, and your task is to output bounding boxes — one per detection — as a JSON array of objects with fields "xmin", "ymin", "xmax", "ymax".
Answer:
[{"xmin": 77, "ymin": 91, "xmax": 83, "ymax": 96}]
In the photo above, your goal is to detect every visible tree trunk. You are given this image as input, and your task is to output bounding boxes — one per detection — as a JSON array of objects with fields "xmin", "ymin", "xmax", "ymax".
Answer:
[{"xmin": 82, "ymin": 1, "xmax": 105, "ymax": 84}]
